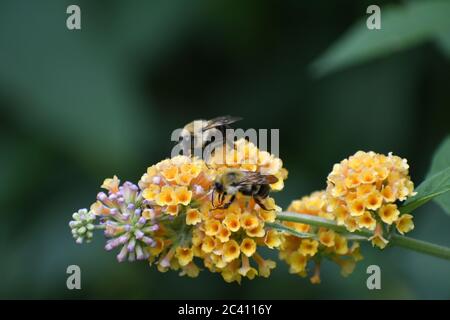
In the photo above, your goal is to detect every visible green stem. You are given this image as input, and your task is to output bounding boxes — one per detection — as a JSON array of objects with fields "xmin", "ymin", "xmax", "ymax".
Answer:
[
  {"xmin": 275, "ymin": 212, "xmax": 450, "ymax": 261},
  {"xmin": 389, "ymin": 235, "xmax": 450, "ymax": 260},
  {"xmin": 265, "ymin": 222, "xmax": 317, "ymax": 239}
]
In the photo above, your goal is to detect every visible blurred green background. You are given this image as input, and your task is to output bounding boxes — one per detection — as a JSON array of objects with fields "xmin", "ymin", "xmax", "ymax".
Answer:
[{"xmin": 1, "ymin": 0, "xmax": 449, "ymax": 299}]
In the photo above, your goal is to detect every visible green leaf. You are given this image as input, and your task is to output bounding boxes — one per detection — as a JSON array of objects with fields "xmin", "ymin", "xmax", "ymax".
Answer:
[
  {"xmin": 435, "ymin": 28, "xmax": 450, "ymax": 59},
  {"xmin": 428, "ymin": 136, "xmax": 450, "ymax": 176},
  {"xmin": 311, "ymin": 1, "xmax": 450, "ymax": 76},
  {"xmin": 400, "ymin": 167, "xmax": 450, "ymax": 214},
  {"xmin": 426, "ymin": 136, "xmax": 450, "ymax": 214}
]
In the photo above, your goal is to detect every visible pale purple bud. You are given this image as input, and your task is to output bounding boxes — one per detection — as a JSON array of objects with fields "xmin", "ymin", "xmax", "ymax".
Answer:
[
  {"xmin": 109, "ymin": 194, "xmax": 118, "ymax": 201},
  {"xmin": 122, "ymin": 212, "xmax": 130, "ymax": 220},
  {"xmin": 105, "ymin": 220, "xmax": 116, "ymax": 227},
  {"xmin": 127, "ymin": 203, "xmax": 135, "ymax": 210},
  {"xmin": 142, "ymin": 236, "xmax": 155, "ymax": 246},
  {"xmin": 127, "ymin": 238, "xmax": 136, "ymax": 252},
  {"xmin": 97, "ymin": 192, "xmax": 107, "ymax": 201},
  {"xmin": 124, "ymin": 181, "xmax": 135, "ymax": 189},
  {"xmin": 134, "ymin": 230, "xmax": 144, "ymax": 239},
  {"xmin": 108, "ymin": 238, "xmax": 120, "ymax": 248},
  {"xmin": 117, "ymin": 246, "xmax": 128, "ymax": 262},
  {"xmin": 137, "ymin": 217, "xmax": 146, "ymax": 225},
  {"xmin": 69, "ymin": 221, "xmax": 78, "ymax": 228},
  {"xmin": 118, "ymin": 235, "xmax": 129, "ymax": 244},
  {"xmin": 136, "ymin": 245, "xmax": 144, "ymax": 260},
  {"xmin": 159, "ymin": 258, "xmax": 170, "ymax": 268}
]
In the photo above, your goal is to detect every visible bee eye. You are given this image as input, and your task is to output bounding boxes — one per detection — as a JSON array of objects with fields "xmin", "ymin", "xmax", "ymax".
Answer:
[{"xmin": 214, "ymin": 182, "xmax": 223, "ymax": 192}]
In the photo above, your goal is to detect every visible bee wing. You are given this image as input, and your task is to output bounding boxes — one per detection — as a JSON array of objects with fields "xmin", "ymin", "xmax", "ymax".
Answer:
[
  {"xmin": 238, "ymin": 171, "xmax": 279, "ymax": 185},
  {"xmin": 202, "ymin": 115, "xmax": 242, "ymax": 131}
]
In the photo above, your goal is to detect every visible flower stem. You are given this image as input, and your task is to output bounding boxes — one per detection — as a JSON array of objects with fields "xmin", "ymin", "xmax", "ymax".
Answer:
[
  {"xmin": 275, "ymin": 212, "xmax": 450, "ymax": 261},
  {"xmin": 265, "ymin": 222, "xmax": 317, "ymax": 239},
  {"xmin": 389, "ymin": 235, "xmax": 450, "ymax": 260}
]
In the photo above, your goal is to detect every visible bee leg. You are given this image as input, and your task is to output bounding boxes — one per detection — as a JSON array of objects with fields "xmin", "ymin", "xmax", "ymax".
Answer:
[
  {"xmin": 222, "ymin": 194, "xmax": 236, "ymax": 209},
  {"xmin": 212, "ymin": 194, "xmax": 235, "ymax": 210},
  {"xmin": 254, "ymin": 197, "xmax": 272, "ymax": 211},
  {"xmin": 219, "ymin": 192, "xmax": 227, "ymax": 205},
  {"xmin": 211, "ymin": 192, "xmax": 225, "ymax": 210}
]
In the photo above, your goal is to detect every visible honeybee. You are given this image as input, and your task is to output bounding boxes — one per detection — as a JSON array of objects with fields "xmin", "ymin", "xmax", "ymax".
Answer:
[
  {"xmin": 213, "ymin": 169, "xmax": 278, "ymax": 211},
  {"xmin": 179, "ymin": 116, "xmax": 242, "ymax": 156}
]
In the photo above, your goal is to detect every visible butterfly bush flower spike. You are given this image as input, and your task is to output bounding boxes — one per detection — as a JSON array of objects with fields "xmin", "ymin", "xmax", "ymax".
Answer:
[
  {"xmin": 279, "ymin": 191, "xmax": 363, "ymax": 284},
  {"xmin": 326, "ymin": 151, "xmax": 416, "ymax": 248}
]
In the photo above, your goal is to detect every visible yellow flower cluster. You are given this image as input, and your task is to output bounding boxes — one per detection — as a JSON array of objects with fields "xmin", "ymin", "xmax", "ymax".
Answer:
[
  {"xmin": 208, "ymin": 138, "xmax": 288, "ymax": 191},
  {"xmin": 190, "ymin": 197, "xmax": 282, "ymax": 283},
  {"xmin": 326, "ymin": 151, "xmax": 416, "ymax": 248},
  {"xmin": 137, "ymin": 140, "xmax": 288, "ymax": 282},
  {"xmin": 279, "ymin": 191, "xmax": 363, "ymax": 283},
  {"xmin": 139, "ymin": 156, "xmax": 212, "ymax": 214},
  {"xmin": 72, "ymin": 127, "xmax": 421, "ymax": 285},
  {"xmin": 135, "ymin": 156, "xmax": 212, "ymax": 276}
]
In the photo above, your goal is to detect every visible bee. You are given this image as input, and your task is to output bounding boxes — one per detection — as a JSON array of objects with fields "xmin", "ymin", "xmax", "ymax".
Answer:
[
  {"xmin": 179, "ymin": 116, "xmax": 242, "ymax": 156},
  {"xmin": 213, "ymin": 169, "xmax": 278, "ymax": 211}
]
